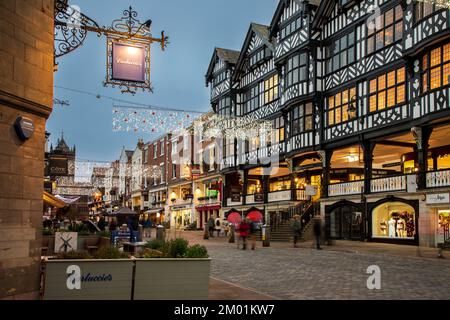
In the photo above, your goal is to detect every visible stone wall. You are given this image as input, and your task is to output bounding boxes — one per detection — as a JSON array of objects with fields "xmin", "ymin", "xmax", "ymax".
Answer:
[{"xmin": 0, "ymin": 0, "xmax": 54, "ymax": 299}]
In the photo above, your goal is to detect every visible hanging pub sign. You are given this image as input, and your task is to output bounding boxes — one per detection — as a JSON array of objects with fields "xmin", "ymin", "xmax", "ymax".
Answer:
[
  {"xmin": 106, "ymin": 38, "xmax": 152, "ymax": 94},
  {"xmin": 112, "ymin": 42, "xmax": 146, "ymax": 82}
]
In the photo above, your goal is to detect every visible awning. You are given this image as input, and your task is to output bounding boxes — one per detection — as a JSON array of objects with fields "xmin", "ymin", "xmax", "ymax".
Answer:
[
  {"xmin": 195, "ymin": 205, "xmax": 221, "ymax": 211},
  {"xmin": 43, "ymin": 191, "xmax": 68, "ymax": 209}
]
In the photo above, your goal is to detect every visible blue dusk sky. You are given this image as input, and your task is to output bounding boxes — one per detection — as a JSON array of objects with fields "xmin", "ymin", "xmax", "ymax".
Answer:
[{"xmin": 48, "ymin": 0, "xmax": 278, "ymax": 162}]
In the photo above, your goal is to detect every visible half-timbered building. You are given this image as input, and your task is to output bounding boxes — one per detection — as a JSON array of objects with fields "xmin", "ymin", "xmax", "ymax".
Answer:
[{"xmin": 206, "ymin": 0, "xmax": 450, "ymax": 248}]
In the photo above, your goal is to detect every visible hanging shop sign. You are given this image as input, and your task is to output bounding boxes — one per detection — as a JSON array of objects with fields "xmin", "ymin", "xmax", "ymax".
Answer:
[
  {"xmin": 254, "ymin": 193, "xmax": 264, "ymax": 203},
  {"xmin": 426, "ymin": 193, "xmax": 450, "ymax": 205},
  {"xmin": 306, "ymin": 185, "xmax": 318, "ymax": 196},
  {"xmin": 14, "ymin": 116, "xmax": 34, "ymax": 141},
  {"xmin": 231, "ymin": 193, "xmax": 241, "ymax": 202},
  {"xmin": 407, "ymin": 175, "xmax": 417, "ymax": 193},
  {"xmin": 48, "ymin": 158, "xmax": 69, "ymax": 176}
]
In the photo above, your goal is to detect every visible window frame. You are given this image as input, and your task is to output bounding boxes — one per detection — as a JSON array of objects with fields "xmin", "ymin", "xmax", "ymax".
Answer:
[
  {"xmin": 263, "ymin": 74, "xmax": 280, "ymax": 105},
  {"xmin": 286, "ymin": 52, "xmax": 308, "ymax": 89},
  {"xmin": 326, "ymin": 31, "xmax": 356, "ymax": 74},
  {"xmin": 368, "ymin": 67, "xmax": 406, "ymax": 114},
  {"xmin": 243, "ymin": 84, "xmax": 260, "ymax": 114},
  {"xmin": 421, "ymin": 42, "xmax": 450, "ymax": 96},
  {"xmin": 291, "ymin": 102, "xmax": 314, "ymax": 136},
  {"xmin": 327, "ymin": 86, "xmax": 357, "ymax": 127},
  {"xmin": 366, "ymin": 4, "xmax": 403, "ymax": 56}
]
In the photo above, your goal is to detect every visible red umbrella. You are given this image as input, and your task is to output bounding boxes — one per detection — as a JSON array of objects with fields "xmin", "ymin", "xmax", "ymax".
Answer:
[
  {"xmin": 247, "ymin": 211, "xmax": 263, "ymax": 222},
  {"xmin": 227, "ymin": 212, "xmax": 242, "ymax": 224}
]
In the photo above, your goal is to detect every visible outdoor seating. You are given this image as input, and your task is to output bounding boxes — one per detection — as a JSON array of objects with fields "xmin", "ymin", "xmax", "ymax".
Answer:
[{"xmin": 85, "ymin": 237, "xmax": 101, "ymax": 255}]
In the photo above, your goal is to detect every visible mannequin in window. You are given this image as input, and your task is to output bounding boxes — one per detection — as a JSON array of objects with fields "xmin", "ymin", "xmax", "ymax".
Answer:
[
  {"xmin": 380, "ymin": 219, "xmax": 387, "ymax": 235},
  {"xmin": 397, "ymin": 218, "xmax": 405, "ymax": 237},
  {"xmin": 406, "ymin": 214, "xmax": 415, "ymax": 237},
  {"xmin": 388, "ymin": 217, "xmax": 396, "ymax": 238}
]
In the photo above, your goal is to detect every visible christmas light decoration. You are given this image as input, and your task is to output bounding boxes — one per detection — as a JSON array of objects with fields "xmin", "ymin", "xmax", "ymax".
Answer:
[{"xmin": 112, "ymin": 106, "xmax": 202, "ymax": 134}]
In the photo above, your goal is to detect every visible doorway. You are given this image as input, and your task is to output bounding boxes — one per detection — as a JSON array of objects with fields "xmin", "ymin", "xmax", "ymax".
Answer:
[{"xmin": 327, "ymin": 203, "xmax": 364, "ymax": 240}]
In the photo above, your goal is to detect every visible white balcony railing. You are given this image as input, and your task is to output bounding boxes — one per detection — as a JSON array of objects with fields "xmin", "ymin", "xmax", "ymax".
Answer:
[
  {"xmin": 329, "ymin": 180, "xmax": 364, "ymax": 197},
  {"xmin": 245, "ymin": 195, "xmax": 255, "ymax": 204},
  {"xmin": 296, "ymin": 189, "xmax": 308, "ymax": 201},
  {"xmin": 268, "ymin": 190, "xmax": 291, "ymax": 202},
  {"xmin": 427, "ymin": 170, "xmax": 450, "ymax": 188},
  {"xmin": 371, "ymin": 175, "xmax": 407, "ymax": 193}
]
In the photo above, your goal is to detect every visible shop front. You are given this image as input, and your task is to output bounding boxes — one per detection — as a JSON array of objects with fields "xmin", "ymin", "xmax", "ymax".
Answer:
[
  {"xmin": 425, "ymin": 193, "xmax": 450, "ymax": 246},
  {"xmin": 325, "ymin": 200, "xmax": 365, "ymax": 241},
  {"xmin": 368, "ymin": 198, "xmax": 418, "ymax": 245},
  {"xmin": 170, "ymin": 205, "xmax": 193, "ymax": 230}
]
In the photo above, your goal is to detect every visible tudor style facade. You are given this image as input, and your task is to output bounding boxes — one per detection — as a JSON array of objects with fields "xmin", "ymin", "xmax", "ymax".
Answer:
[{"xmin": 206, "ymin": 0, "xmax": 450, "ymax": 248}]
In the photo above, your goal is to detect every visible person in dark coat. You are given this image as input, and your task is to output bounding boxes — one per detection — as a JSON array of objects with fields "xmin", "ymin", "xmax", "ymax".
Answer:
[
  {"xmin": 109, "ymin": 218, "xmax": 117, "ymax": 231},
  {"xmin": 313, "ymin": 218, "xmax": 322, "ymax": 250}
]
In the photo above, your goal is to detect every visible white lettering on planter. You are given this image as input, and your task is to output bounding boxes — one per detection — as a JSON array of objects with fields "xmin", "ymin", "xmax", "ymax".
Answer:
[
  {"xmin": 366, "ymin": 265, "xmax": 381, "ymax": 290},
  {"xmin": 66, "ymin": 265, "xmax": 81, "ymax": 290}
]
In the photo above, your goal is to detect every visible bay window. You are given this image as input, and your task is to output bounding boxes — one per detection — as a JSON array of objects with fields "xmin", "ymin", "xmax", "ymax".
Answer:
[
  {"xmin": 264, "ymin": 74, "xmax": 279, "ymax": 104},
  {"xmin": 244, "ymin": 85, "xmax": 260, "ymax": 114},
  {"xmin": 422, "ymin": 43, "xmax": 450, "ymax": 93},
  {"xmin": 271, "ymin": 117, "xmax": 285, "ymax": 144},
  {"xmin": 286, "ymin": 52, "xmax": 308, "ymax": 88},
  {"xmin": 369, "ymin": 67, "xmax": 406, "ymax": 113},
  {"xmin": 326, "ymin": 32, "xmax": 355, "ymax": 73},
  {"xmin": 327, "ymin": 87, "xmax": 356, "ymax": 126},
  {"xmin": 367, "ymin": 5, "xmax": 403, "ymax": 55},
  {"xmin": 415, "ymin": 1, "xmax": 441, "ymax": 22},
  {"xmin": 291, "ymin": 103, "xmax": 313, "ymax": 135}
]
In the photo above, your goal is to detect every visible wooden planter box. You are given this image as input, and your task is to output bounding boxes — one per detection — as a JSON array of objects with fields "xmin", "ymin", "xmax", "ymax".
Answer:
[
  {"xmin": 43, "ymin": 258, "xmax": 211, "ymax": 300},
  {"xmin": 43, "ymin": 259, "xmax": 134, "ymax": 300},
  {"xmin": 134, "ymin": 259, "xmax": 211, "ymax": 300}
]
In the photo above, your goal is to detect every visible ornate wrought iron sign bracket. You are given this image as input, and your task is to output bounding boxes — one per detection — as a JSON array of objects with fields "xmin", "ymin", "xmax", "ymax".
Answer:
[{"xmin": 54, "ymin": 0, "xmax": 169, "ymax": 94}]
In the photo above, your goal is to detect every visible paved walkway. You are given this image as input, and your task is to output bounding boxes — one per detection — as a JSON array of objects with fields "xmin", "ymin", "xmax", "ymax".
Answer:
[{"xmin": 165, "ymin": 229, "xmax": 450, "ymax": 300}]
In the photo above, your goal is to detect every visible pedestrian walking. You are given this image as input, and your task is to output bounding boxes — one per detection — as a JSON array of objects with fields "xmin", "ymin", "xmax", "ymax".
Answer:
[
  {"xmin": 292, "ymin": 214, "xmax": 302, "ymax": 248},
  {"xmin": 215, "ymin": 217, "xmax": 221, "ymax": 237},
  {"xmin": 249, "ymin": 220, "xmax": 260, "ymax": 250},
  {"xmin": 144, "ymin": 216, "xmax": 152, "ymax": 238},
  {"xmin": 313, "ymin": 217, "xmax": 323, "ymax": 250},
  {"xmin": 207, "ymin": 216, "xmax": 215, "ymax": 237},
  {"xmin": 237, "ymin": 219, "xmax": 251, "ymax": 250}
]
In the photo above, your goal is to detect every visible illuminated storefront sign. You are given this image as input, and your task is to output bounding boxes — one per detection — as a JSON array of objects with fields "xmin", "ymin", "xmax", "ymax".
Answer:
[{"xmin": 112, "ymin": 42, "xmax": 146, "ymax": 82}]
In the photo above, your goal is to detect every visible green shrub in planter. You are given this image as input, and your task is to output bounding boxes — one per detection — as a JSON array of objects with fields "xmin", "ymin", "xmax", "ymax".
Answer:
[
  {"xmin": 42, "ymin": 228, "xmax": 54, "ymax": 236},
  {"xmin": 55, "ymin": 250, "xmax": 92, "ymax": 260},
  {"xmin": 141, "ymin": 248, "xmax": 164, "ymax": 258},
  {"xmin": 144, "ymin": 239, "xmax": 165, "ymax": 251},
  {"xmin": 94, "ymin": 246, "xmax": 130, "ymax": 259},
  {"xmin": 163, "ymin": 238, "xmax": 189, "ymax": 258},
  {"xmin": 185, "ymin": 244, "xmax": 209, "ymax": 258}
]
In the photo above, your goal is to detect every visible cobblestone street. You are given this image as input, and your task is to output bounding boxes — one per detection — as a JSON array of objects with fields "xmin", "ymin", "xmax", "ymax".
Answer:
[{"xmin": 172, "ymin": 231, "xmax": 450, "ymax": 300}]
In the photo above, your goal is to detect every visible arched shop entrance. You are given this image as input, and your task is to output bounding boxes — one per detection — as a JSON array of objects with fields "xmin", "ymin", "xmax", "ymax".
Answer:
[
  {"xmin": 368, "ymin": 198, "xmax": 419, "ymax": 245},
  {"xmin": 325, "ymin": 201, "xmax": 365, "ymax": 240}
]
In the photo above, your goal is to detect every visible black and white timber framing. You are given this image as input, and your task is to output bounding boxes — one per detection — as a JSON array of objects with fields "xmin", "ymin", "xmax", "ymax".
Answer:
[{"xmin": 205, "ymin": 0, "xmax": 450, "ymax": 170}]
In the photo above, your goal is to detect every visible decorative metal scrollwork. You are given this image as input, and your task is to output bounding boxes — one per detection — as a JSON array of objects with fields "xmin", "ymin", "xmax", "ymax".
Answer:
[{"xmin": 54, "ymin": 0, "xmax": 101, "ymax": 59}]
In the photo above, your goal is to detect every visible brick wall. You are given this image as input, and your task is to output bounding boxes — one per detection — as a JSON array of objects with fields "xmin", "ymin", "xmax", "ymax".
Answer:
[{"xmin": 0, "ymin": 0, "xmax": 54, "ymax": 299}]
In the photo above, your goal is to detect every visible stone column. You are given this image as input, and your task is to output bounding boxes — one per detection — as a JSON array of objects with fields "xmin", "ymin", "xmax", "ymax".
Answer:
[
  {"xmin": 319, "ymin": 150, "xmax": 333, "ymax": 198},
  {"xmin": 412, "ymin": 127, "xmax": 433, "ymax": 190},
  {"xmin": 0, "ymin": 0, "xmax": 55, "ymax": 299},
  {"xmin": 362, "ymin": 141, "xmax": 376, "ymax": 195}
]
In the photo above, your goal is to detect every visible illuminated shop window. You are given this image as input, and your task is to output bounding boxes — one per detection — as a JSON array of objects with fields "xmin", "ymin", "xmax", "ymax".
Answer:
[{"xmin": 372, "ymin": 202, "xmax": 416, "ymax": 239}]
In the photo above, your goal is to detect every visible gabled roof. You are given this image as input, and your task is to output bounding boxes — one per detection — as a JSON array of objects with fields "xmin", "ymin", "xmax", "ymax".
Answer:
[
  {"xmin": 270, "ymin": 0, "xmax": 322, "ymax": 37},
  {"xmin": 233, "ymin": 23, "xmax": 274, "ymax": 82},
  {"xmin": 311, "ymin": 0, "xmax": 334, "ymax": 31},
  {"xmin": 125, "ymin": 150, "xmax": 134, "ymax": 160},
  {"xmin": 205, "ymin": 47, "xmax": 240, "ymax": 85}
]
